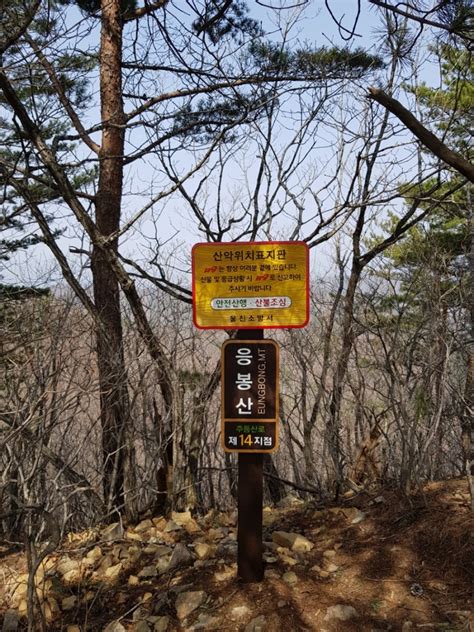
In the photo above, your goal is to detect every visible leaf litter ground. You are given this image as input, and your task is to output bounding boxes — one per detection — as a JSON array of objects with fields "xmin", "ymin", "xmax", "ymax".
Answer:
[{"xmin": 0, "ymin": 479, "xmax": 472, "ymax": 631}]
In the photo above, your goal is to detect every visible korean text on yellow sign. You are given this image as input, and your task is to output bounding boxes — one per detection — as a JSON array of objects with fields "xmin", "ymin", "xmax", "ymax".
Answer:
[{"xmin": 192, "ymin": 241, "xmax": 309, "ymax": 329}]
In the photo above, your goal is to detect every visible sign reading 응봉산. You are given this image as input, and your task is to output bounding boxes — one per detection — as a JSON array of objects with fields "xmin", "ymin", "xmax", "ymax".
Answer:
[
  {"xmin": 192, "ymin": 241, "xmax": 309, "ymax": 329},
  {"xmin": 221, "ymin": 340, "xmax": 279, "ymax": 453}
]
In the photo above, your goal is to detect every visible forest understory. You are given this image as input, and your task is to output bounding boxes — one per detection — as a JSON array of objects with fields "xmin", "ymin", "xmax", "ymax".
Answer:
[{"xmin": 1, "ymin": 479, "xmax": 472, "ymax": 632}]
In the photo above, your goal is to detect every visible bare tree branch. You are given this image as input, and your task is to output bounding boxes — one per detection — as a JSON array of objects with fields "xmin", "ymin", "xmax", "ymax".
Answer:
[{"xmin": 368, "ymin": 87, "xmax": 474, "ymax": 183}]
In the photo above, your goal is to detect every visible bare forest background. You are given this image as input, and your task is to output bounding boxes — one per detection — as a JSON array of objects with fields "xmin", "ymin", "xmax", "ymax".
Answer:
[{"xmin": 1, "ymin": 0, "xmax": 473, "ymax": 554}]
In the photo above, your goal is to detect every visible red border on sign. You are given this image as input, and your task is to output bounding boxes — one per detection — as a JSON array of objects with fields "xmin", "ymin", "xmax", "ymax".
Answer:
[{"xmin": 192, "ymin": 241, "xmax": 310, "ymax": 330}]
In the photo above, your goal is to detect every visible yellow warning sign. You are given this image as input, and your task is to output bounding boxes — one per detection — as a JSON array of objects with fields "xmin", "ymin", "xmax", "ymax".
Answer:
[{"xmin": 192, "ymin": 241, "xmax": 309, "ymax": 329}]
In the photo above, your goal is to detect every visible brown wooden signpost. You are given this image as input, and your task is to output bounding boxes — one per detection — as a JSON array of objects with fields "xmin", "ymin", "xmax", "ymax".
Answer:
[
  {"xmin": 192, "ymin": 240, "xmax": 309, "ymax": 583},
  {"xmin": 222, "ymin": 339, "xmax": 279, "ymax": 453}
]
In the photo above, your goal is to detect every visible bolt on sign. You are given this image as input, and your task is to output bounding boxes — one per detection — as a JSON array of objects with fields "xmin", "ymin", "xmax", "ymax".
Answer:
[
  {"xmin": 192, "ymin": 241, "xmax": 309, "ymax": 329},
  {"xmin": 221, "ymin": 340, "xmax": 279, "ymax": 453}
]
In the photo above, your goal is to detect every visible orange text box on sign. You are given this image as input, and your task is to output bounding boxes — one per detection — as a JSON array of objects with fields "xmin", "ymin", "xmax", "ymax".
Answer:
[{"xmin": 192, "ymin": 241, "xmax": 309, "ymax": 329}]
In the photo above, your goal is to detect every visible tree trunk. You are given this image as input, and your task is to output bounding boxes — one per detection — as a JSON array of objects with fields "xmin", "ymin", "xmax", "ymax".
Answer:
[
  {"xmin": 463, "ymin": 185, "xmax": 474, "ymax": 510},
  {"xmin": 326, "ymin": 260, "xmax": 362, "ymax": 496},
  {"xmin": 92, "ymin": 0, "xmax": 136, "ymax": 520}
]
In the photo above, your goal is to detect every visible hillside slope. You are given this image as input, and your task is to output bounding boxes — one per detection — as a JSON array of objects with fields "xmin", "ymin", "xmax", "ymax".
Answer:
[{"xmin": 1, "ymin": 479, "xmax": 472, "ymax": 631}]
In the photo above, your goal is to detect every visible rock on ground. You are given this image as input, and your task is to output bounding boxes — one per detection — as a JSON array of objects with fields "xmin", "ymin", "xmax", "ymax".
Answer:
[
  {"xmin": 245, "ymin": 615, "xmax": 267, "ymax": 631},
  {"xmin": 324, "ymin": 605, "xmax": 358, "ymax": 621},
  {"xmin": 175, "ymin": 590, "xmax": 207, "ymax": 620},
  {"xmin": 272, "ymin": 531, "xmax": 313, "ymax": 552}
]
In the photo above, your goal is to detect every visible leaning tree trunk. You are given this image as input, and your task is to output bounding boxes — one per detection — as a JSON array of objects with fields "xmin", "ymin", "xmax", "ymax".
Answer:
[
  {"xmin": 326, "ymin": 260, "xmax": 362, "ymax": 496},
  {"xmin": 91, "ymin": 0, "xmax": 136, "ymax": 520},
  {"xmin": 463, "ymin": 185, "xmax": 474, "ymax": 510}
]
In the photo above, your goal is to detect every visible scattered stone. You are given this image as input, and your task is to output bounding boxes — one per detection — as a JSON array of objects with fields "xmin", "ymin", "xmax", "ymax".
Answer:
[
  {"xmin": 128, "ymin": 575, "xmax": 139, "ymax": 586},
  {"xmin": 126, "ymin": 531, "xmax": 143, "ymax": 542},
  {"xmin": 36, "ymin": 556, "xmax": 57, "ymax": 578},
  {"xmin": 43, "ymin": 598, "xmax": 60, "ymax": 623},
  {"xmin": 194, "ymin": 542, "xmax": 215, "ymax": 560},
  {"xmin": 279, "ymin": 554, "xmax": 298, "ymax": 566},
  {"xmin": 102, "ymin": 522, "xmax": 124, "ymax": 542},
  {"xmin": 66, "ymin": 627, "xmax": 81, "ymax": 632},
  {"xmin": 143, "ymin": 544, "xmax": 170, "ymax": 556},
  {"xmin": 193, "ymin": 560, "xmax": 208, "ymax": 569},
  {"xmin": 323, "ymin": 549, "xmax": 337, "ymax": 558},
  {"xmin": 214, "ymin": 565, "xmax": 235, "ymax": 581},
  {"xmin": 341, "ymin": 508, "xmax": 366, "ymax": 524},
  {"xmin": 66, "ymin": 528, "xmax": 98, "ymax": 547},
  {"xmin": 272, "ymin": 531, "xmax": 313, "ymax": 552},
  {"xmin": 245, "ymin": 615, "xmax": 267, "ymax": 632},
  {"xmin": 168, "ymin": 543, "xmax": 194, "ymax": 570},
  {"xmin": 183, "ymin": 518, "xmax": 202, "ymax": 535},
  {"xmin": 264, "ymin": 569, "xmax": 280, "ymax": 579},
  {"xmin": 231, "ymin": 605, "xmax": 251, "ymax": 619},
  {"xmin": 84, "ymin": 546, "xmax": 103, "ymax": 565},
  {"xmin": 164, "ymin": 520, "xmax": 181, "ymax": 533},
  {"xmin": 202, "ymin": 508, "xmax": 218, "ymax": 525},
  {"xmin": 324, "ymin": 605, "xmax": 358, "ymax": 621},
  {"xmin": 283, "ymin": 571, "xmax": 298, "ymax": 585},
  {"xmin": 61, "ymin": 596, "xmax": 78, "ymax": 611},
  {"xmin": 112, "ymin": 544, "xmax": 130, "ymax": 561},
  {"xmin": 156, "ymin": 556, "xmax": 171, "ymax": 574},
  {"xmin": 263, "ymin": 507, "xmax": 277, "ymax": 527},
  {"xmin": 175, "ymin": 590, "xmax": 207, "ymax": 620},
  {"xmin": 125, "ymin": 545, "xmax": 142, "ymax": 566},
  {"xmin": 138, "ymin": 565, "xmax": 158, "ymax": 579},
  {"xmin": 56, "ymin": 557, "xmax": 82, "ymax": 580},
  {"xmin": 263, "ymin": 554, "xmax": 277, "ymax": 563},
  {"xmin": 277, "ymin": 494, "xmax": 304, "ymax": 508},
  {"xmin": 216, "ymin": 540, "xmax": 237, "ymax": 558},
  {"xmin": 207, "ymin": 527, "xmax": 225, "ymax": 541},
  {"xmin": 171, "ymin": 510, "xmax": 192, "ymax": 525},
  {"xmin": 311, "ymin": 562, "xmax": 330, "ymax": 578},
  {"xmin": 105, "ymin": 562, "xmax": 123, "ymax": 581},
  {"xmin": 263, "ymin": 541, "xmax": 279, "ymax": 552},
  {"xmin": 97, "ymin": 553, "xmax": 114, "ymax": 573},
  {"xmin": 9, "ymin": 574, "xmax": 29, "ymax": 607},
  {"xmin": 152, "ymin": 617, "xmax": 170, "ymax": 632},
  {"xmin": 277, "ymin": 601, "xmax": 287, "ymax": 608},
  {"xmin": 351, "ymin": 509, "xmax": 366, "ymax": 524},
  {"xmin": 374, "ymin": 496, "xmax": 385, "ymax": 504},
  {"xmin": 324, "ymin": 562, "xmax": 339, "ymax": 573},
  {"xmin": 103, "ymin": 621, "xmax": 126, "ymax": 632},
  {"xmin": 135, "ymin": 519, "xmax": 154, "ymax": 533}
]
